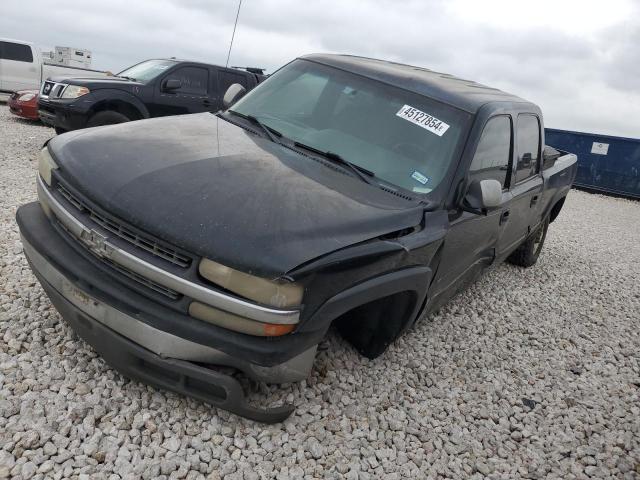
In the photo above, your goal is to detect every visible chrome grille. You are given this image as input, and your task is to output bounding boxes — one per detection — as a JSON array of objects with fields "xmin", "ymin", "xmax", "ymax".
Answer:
[
  {"xmin": 56, "ymin": 220, "xmax": 181, "ymax": 299},
  {"xmin": 41, "ymin": 81, "xmax": 55, "ymax": 96},
  {"xmin": 41, "ymin": 81, "xmax": 66, "ymax": 99},
  {"xmin": 56, "ymin": 183, "xmax": 191, "ymax": 268},
  {"xmin": 101, "ymin": 258, "xmax": 181, "ymax": 299}
]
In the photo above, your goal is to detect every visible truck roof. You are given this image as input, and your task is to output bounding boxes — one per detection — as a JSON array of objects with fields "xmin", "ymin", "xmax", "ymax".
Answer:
[
  {"xmin": 302, "ymin": 53, "xmax": 531, "ymax": 114},
  {"xmin": 146, "ymin": 58, "xmax": 264, "ymax": 76},
  {"xmin": 0, "ymin": 38, "xmax": 35, "ymax": 46}
]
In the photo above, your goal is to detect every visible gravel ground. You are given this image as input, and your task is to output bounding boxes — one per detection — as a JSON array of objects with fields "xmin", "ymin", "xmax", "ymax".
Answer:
[{"xmin": 0, "ymin": 105, "xmax": 639, "ymax": 480}]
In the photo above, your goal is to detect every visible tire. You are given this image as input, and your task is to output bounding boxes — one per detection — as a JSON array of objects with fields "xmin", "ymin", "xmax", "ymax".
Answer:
[
  {"xmin": 86, "ymin": 110, "xmax": 131, "ymax": 128},
  {"xmin": 507, "ymin": 217, "xmax": 549, "ymax": 267},
  {"xmin": 54, "ymin": 126, "xmax": 67, "ymax": 135}
]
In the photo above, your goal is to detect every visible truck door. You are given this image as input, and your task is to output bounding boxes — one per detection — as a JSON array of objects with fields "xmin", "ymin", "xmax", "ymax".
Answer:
[
  {"xmin": 496, "ymin": 114, "xmax": 543, "ymax": 257},
  {"xmin": 432, "ymin": 115, "xmax": 514, "ymax": 298},
  {"xmin": 152, "ymin": 65, "xmax": 210, "ymax": 117},
  {"xmin": 0, "ymin": 41, "xmax": 37, "ymax": 92}
]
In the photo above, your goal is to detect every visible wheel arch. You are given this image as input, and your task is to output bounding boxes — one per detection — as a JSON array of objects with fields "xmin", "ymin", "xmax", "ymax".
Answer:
[
  {"xmin": 549, "ymin": 196, "xmax": 566, "ymax": 223},
  {"xmin": 88, "ymin": 92, "xmax": 149, "ymax": 121},
  {"xmin": 310, "ymin": 266, "xmax": 432, "ymax": 358}
]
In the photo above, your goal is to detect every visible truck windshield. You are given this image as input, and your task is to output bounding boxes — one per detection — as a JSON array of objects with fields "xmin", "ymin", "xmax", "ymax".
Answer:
[
  {"xmin": 117, "ymin": 59, "xmax": 177, "ymax": 83},
  {"xmin": 231, "ymin": 59, "xmax": 471, "ymax": 194}
]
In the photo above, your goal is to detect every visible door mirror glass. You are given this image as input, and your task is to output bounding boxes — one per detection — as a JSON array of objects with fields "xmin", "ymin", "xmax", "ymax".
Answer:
[
  {"xmin": 464, "ymin": 179, "xmax": 502, "ymax": 212},
  {"xmin": 222, "ymin": 83, "xmax": 247, "ymax": 109},
  {"xmin": 163, "ymin": 79, "xmax": 182, "ymax": 92}
]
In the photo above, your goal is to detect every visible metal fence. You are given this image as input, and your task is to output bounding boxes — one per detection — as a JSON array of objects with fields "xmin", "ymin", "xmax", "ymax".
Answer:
[{"xmin": 545, "ymin": 128, "xmax": 640, "ymax": 199}]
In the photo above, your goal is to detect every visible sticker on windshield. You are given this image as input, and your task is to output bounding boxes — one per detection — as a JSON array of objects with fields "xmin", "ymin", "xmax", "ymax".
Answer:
[
  {"xmin": 396, "ymin": 105, "xmax": 450, "ymax": 136},
  {"xmin": 411, "ymin": 170, "xmax": 429, "ymax": 185}
]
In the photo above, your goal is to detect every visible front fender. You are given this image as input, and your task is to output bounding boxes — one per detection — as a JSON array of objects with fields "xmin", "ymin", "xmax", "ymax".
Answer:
[
  {"xmin": 88, "ymin": 89, "xmax": 150, "ymax": 118},
  {"xmin": 299, "ymin": 266, "xmax": 432, "ymax": 333}
]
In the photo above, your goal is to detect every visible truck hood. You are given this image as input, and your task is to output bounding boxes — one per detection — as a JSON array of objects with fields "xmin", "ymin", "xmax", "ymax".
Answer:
[
  {"xmin": 47, "ymin": 75, "xmax": 143, "ymax": 89},
  {"xmin": 48, "ymin": 113, "xmax": 424, "ymax": 277}
]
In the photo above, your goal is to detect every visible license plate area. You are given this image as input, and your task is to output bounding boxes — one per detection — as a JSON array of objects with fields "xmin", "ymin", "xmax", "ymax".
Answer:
[{"xmin": 61, "ymin": 279, "xmax": 106, "ymax": 319}]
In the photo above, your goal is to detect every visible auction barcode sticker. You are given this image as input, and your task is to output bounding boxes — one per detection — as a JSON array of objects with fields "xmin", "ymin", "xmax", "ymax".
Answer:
[{"xmin": 396, "ymin": 105, "xmax": 450, "ymax": 137}]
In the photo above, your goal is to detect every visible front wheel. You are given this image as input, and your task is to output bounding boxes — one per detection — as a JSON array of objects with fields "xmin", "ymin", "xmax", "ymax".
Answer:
[{"xmin": 507, "ymin": 217, "xmax": 549, "ymax": 267}]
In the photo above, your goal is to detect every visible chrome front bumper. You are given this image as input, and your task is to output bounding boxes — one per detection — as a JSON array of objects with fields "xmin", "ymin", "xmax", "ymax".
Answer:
[{"xmin": 21, "ymin": 235, "xmax": 316, "ymax": 384}]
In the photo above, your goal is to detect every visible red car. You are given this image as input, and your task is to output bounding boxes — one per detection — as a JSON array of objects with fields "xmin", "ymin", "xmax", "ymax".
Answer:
[{"xmin": 8, "ymin": 90, "xmax": 40, "ymax": 121}]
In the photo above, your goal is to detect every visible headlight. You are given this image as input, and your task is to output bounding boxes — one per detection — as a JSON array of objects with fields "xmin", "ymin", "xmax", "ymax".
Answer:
[
  {"xmin": 199, "ymin": 258, "xmax": 303, "ymax": 308},
  {"xmin": 38, "ymin": 147, "xmax": 59, "ymax": 186},
  {"xmin": 18, "ymin": 93, "xmax": 36, "ymax": 102},
  {"xmin": 61, "ymin": 85, "xmax": 90, "ymax": 99}
]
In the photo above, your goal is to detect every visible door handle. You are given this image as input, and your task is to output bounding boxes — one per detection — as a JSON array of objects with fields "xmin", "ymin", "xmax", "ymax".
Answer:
[
  {"xmin": 203, "ymin": 99, "xmax": 212, "ymax": 107},
  {"xmin": 500, "ymin": 210, "xmax": 510, "ymax": 225},
  {"xmin": 530, "ymin": 195, "xmax": 539, "ymax": 207}
]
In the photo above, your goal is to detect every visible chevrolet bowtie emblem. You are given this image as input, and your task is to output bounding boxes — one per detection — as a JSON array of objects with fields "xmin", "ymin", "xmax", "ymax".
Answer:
[{"xmin": 81, "ymin": 229, "xmax": 111, "ymax": 258}]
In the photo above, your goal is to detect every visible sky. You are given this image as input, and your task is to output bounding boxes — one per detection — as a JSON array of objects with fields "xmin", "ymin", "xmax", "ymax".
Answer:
[{"xmin": 2, "ymin": 0, "xmax": 639, "ymax": 137}]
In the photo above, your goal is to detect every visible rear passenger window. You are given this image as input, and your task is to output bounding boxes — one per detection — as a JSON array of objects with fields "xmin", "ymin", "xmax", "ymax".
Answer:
[
  {"xmin": 0, "ymin": 42, "xmax": 34, "ymax": 62},
  {"xmin": 469, "ymin": 115, "xmax": 512, "ymax": 188},
  {"xmin": 515, "ymin": 114, "xmax": 541, "ymax": 183},
  {"xmin": 164, "ymin": 67, "xmax": 208, "ymax": 95}
]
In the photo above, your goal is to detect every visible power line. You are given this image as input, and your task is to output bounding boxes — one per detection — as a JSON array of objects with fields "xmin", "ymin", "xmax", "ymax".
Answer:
[{"xmin": 225, "ymin": 0, "xmax": 242, "ymax": 68}]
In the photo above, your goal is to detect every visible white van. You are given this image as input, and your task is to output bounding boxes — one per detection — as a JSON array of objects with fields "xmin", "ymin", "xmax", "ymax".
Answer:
[{"xmin": 0, "ymin": 38, "xmax": 108, "ymax": 96}]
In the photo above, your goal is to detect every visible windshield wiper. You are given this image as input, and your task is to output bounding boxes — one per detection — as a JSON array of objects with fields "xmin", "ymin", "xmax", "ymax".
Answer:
[
  {"xmin": 227, "ymin": 110, "xmax": 282, "ymax": 144},
  {"xmin": 118, "ymin": 75, "xmax": 137, "ymax": 81},
  {"xmin": 293, "ymin": 141, "xmax": 377, "ymax": 186}
]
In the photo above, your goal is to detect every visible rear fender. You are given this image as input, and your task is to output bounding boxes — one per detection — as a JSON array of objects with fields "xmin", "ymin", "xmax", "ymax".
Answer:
[{"xmin": 541, "ymin": 153, "xmax": 578, "ymax": 222}]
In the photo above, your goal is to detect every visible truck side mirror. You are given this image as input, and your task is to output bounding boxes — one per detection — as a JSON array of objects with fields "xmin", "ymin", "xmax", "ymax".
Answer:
[
  {"xmin": 223, "ymin": 83, "xmax": 247, "ymax": 109},
  {"xmin": 163, "ymin": 79, "xmax": 182, "ymax": 92},
  {"xmin": 463, "ymin": 179, "xmax": 502, "ymax": 214}
]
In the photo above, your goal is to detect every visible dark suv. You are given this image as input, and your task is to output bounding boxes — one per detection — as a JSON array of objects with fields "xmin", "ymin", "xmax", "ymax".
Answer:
[{"xmin": 37, "ymin": 58, "xmax": 265, "ymax": 133}]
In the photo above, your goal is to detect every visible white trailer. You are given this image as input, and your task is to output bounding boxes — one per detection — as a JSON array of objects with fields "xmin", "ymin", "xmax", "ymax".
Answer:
[{"xmin": 52, "ymin": 46, "xmax": 92, "ymax": 69}]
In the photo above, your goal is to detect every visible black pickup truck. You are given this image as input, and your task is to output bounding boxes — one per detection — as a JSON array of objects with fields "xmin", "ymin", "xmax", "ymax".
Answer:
[
  {"xmin": 37, "ymin": 58, "xmax": 265, "ymax": 133},
  {"xmin": 17, "ymin": 54, "xmax": 577, "ymax": 422}
]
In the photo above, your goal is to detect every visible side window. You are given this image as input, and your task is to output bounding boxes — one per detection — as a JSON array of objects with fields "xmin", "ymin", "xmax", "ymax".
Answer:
[
  {"xmin": 515, "ymin": 114, "xmax": 541, "ymax": 183},
  {"xmin": 164, "ymin": 67, "xmax": 208, "ymax": 95},
  {"xmin": 0, "ymin": 42, "xmax": 34, "ymax": 62},
  {"xmin": 219, "ymin": 70, "xmax": 248, "ymax": 96},
  {"xmin": 469, "ymin": 115, "xmax": 512, "ymax": 188}
]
